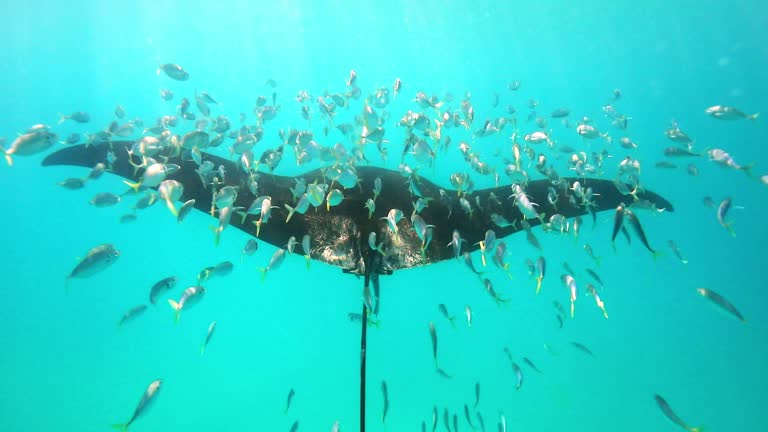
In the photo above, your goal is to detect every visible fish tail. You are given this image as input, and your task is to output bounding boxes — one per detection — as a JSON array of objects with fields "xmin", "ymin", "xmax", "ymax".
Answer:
[
  {"xmin": 237, "ymin": 211, "xmax": 247, "ymax": 225},
  {"xmin": 743, "ymin": 163, "xmax": 756, "ymax": 178},
  {"xmin": 480, "ymin": 253, "xmax": 487, "ymax": 267},
  {"xmin": 494, "ymin": 296, "xmax": 510, "ymax": 308},
  {"xmin": 166, "ymin": 297, "xmax": 182, "ymax": 321},
  {"xmin": 200, "ymin": 344, "xmax": 206, "ymax": 356},
  {"xmin": 722, "ymin": 221, "xmax": 736, "ymax": 237},
  {"xmin": 284, "ymin": 204, "xmax": 295, "ymax": 223},
  {"xmin": 748, "ymin": 112, "xmax": 760, "ymax": 121},
  {"xmin": 57, "ymin": 113, "xmax": 67, "ymax": 125},
  {"xmin": 110, "ymin": 423, "xmax": 128, "ymax": 432},
  {"xmin": 570, "ymin": 301, "xmax": 575, "ymax": 318},
  {"xmin": 166, "ymin": 199, "xmax": 179, "ymax": 217},
  {"xmin": 1, "ymin": 142, "xmax": 11, "ymax": 166},
  {"xmin": 257, "ymin": 267, "xmax": 268, "ymax": 282},
  {"xmin": 536, "ymin": 277, "xmax": 543, "ymax": 295},
  {"xmin": 255, "ymin": 220, "xmax": 263, "ymax": 237},
  {"xmin": 209, "ymin": 226, "xmax": 221, "ymax": 246},
  {"xmin": 595, "ymin": 256, "xmax": 602, "ymax": 266},
  {"xmin": 305, "ymin": 255, "xmax": 311, "ymax": 270},
  {"xmin": 687, "ymin": 427, "xmax": 703, "ymax": 432},
  {"xmin": 652, "ymin": 251, "xmax": 664, "ymax": 261},
  {"xmin": 64, "ymin": 277, "xmax": 70, "ymax": 295},
  {"xmin": 122, "ymin": 180, "xmax": 142, "ymax": 193}
]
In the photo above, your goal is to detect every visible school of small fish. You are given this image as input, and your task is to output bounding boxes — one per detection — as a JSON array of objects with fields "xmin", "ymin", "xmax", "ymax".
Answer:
[{"xmin": 2, "ymin": 62, "xmax": 761, "ymax": 431}]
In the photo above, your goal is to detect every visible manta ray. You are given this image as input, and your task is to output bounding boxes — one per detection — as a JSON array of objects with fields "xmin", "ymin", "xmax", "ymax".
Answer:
[
  {"xmin": 43, "ymin": 141, "xmax": 673, "ymax": 276},
  {"xmin": 43, "ymin": 140, "xmax": 674, "ymax": 432}
]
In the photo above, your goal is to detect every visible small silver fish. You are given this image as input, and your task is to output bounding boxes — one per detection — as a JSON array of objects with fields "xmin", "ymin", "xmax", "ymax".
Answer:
[
  {"xmin": 365, "ymin": 198, "xmax": 376, "ymax": 219},
  {"xmin": 66, "ymin": 244, "xmax": 120, "ymax": 292},
  {"xmin": 716, "ymin": 197, "xmax": 736, "ymax": 236},
  {"xmin": 302, "ymin": 234, "xmax": 311, "ymax": 269},
  {"xmin": 89, "ymin": 192, "xmax": 121, "ymax": 207},
  {"xmin": 705, "ymin": 105, "xmax": 759, "ymax": 121},
  {"xmin": 58, "ymin": 177, "xmax": 87, "ymax": 190},
  {"xmin": 465, "ymin": 305, "xmax": 472, "ymax": 327},
  {"xmin": 200, "ymin": 321, "xmax": 217, "ymax": 355},
  {"xmin": 241, "ymin": 239, "xmax": 259, "ymax": 261},
  {"xmin": 177, "ymin": 199, "xmax": 196, "ymax": 223},
  {"xmin": 447, "ymin": 230, "xmax": 465, "ymax": 259},
  {"xmin": 258, "ymin": 249, "xmax": 286, "ymax": 281},
  {"xmin": 168, "ymin": 286, "xmax": 206, "ymax": 322},
  {"xmin": 668, "ymin": 240, "xmax": 688, "ymax": 264},
  {"xmin": 157, "ymin": 63, "xmax": 189, "ymax": 81},
  {"xmin": 149, "ymin": 276, "xmax": 178, "ymax": 305},
  {"xmin": 112, "ymin": 379, "xmax": 162, "ymax": 431},
  {"xmin": 117, "ymin": 305, "xmax": 147, "ymax": 326}
]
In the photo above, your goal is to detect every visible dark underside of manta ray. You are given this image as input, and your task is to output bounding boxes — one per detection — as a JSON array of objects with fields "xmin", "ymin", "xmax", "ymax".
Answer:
[{"xmin": 43, "ymin": 142, "xmax": 673, "ymax": 274}]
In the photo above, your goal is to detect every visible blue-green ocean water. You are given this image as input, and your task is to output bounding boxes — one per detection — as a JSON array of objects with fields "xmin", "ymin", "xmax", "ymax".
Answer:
[{"xmin": 1, "ymin": 1, "xmax": 767, "ymax": 431}]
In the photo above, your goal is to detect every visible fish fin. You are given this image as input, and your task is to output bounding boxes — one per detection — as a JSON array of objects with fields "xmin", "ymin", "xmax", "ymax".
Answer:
[
  {"xmin": 123, "ymin": 180, "xmax": 142, "ymax": 193},
  {"xmin": 110, "ymin": 423, "xmax": 128, "ymax": 432}
]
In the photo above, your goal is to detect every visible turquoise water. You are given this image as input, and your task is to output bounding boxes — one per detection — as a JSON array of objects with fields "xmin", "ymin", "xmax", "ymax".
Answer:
[{"xmin": 1, "ymin": 1, "xmax": 767, "ymax": 431}]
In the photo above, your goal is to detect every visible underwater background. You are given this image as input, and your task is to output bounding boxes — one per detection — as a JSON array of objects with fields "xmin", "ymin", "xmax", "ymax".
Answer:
[{"xmin": 1, "ymin": 1, "xmax": 767, "ymax": 431}]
